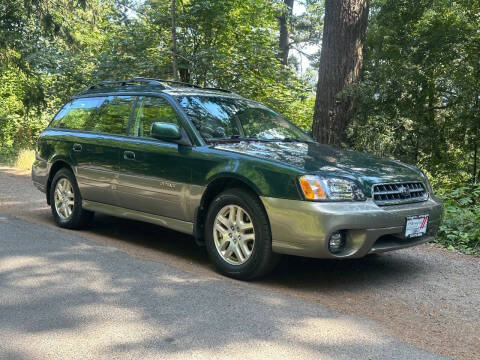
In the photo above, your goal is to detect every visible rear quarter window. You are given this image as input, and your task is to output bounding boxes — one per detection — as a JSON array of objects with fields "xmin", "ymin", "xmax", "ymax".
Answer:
[
  {"xmin": 50, "ymin": 97, "xmax": 104, "ymax": 130},
  {"xmin": 49, "ymin": 96, "xmax": 135, "ymax": 135}
]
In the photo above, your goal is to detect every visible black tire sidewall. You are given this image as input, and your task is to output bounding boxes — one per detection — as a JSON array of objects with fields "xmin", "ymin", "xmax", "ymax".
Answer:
[{"xmin": 205, "ymin": 189, "xmax": 275, "ymax": 280}]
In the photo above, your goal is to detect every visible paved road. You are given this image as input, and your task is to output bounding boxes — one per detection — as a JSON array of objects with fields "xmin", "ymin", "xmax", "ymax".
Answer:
[
  {"xmin": 0, "ymin": 212, "xmax": 447, "ymax": 360},
  {"xmin": 0, "ymin": 167, "xmax": 478, "ymax": 359}
]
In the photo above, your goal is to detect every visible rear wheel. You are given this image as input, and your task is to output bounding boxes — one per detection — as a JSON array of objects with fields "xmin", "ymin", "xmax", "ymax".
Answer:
[
  {"xmin": 50, "ymin": 168, "xmax": 94, "ymax": 229},
  {"xmin": 205, "ymin": 188, "xmax": 280, "ymax": 280}
]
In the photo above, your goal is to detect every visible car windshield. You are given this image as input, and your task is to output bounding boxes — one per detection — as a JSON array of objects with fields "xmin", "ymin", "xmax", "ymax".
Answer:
[{"xmin": 175, "ymin": 95, "xmax": 312, "ymax": 143}]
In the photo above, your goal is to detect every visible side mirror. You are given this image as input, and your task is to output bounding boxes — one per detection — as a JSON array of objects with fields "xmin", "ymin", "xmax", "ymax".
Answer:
[{"xmin": 151, "ymin": 122, "xmax": 182, "ymax": 141}]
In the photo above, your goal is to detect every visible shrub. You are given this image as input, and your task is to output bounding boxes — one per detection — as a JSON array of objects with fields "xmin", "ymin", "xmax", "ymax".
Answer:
[{"xmin": 435, "ymin": 184, "xmax": 480, "ymax": 255}]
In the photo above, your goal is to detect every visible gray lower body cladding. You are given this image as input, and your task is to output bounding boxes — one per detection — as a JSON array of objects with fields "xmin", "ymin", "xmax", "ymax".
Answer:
[{"xmin": 261, "ymin": 196, "xmax": 443, "ymax": 259}]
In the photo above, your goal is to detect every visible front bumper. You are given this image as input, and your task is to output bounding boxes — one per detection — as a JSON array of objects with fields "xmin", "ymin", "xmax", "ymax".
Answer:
[{"xmin": 260, "ymin": 196, "xmax": 443, "ymax": 259}]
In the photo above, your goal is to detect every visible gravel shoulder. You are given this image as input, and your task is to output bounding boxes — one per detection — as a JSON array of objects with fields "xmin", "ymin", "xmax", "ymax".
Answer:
[{"xmin": 1, "ymin": 166, "xmax": 479, "ymax": 359}]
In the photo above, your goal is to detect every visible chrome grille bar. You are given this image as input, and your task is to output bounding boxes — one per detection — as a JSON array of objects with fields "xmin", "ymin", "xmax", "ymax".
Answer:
[{"xmin": 372, "ymin": 182, "xmax": 428, "ymax": 206}]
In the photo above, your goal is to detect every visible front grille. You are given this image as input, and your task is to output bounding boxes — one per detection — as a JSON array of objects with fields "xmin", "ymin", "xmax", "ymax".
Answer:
[{"xmin": 372, "ymin": 182, "xmax": 428, "ymax": 206}]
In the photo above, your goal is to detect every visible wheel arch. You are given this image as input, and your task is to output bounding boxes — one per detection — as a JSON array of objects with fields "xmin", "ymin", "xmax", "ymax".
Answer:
[
  {"xmin": 46, "ymin": 160, "xmax": 74, "ymax": 205},
  {"xmin": 194, "ymin": 176, "xmax": 269, "ymax": 246}
]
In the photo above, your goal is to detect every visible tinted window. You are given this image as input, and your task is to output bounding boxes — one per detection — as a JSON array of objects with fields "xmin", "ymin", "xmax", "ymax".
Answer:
[
  {"xmin": 237, "ymin": 107, "xmax": 299, "ymax": 140},
  {"xmin": 85, "ymin": 96, "xmax": 134, "ymax": 135},
  {"xmin": 130, "ymin": 96, "xmax": 180, "ymax": 138},
  {"xmin": 177, "ymin": 96, "xmax": 237, "ymax": 139},
  {"xmin": 50, "ymin": 97, "xmax": 104, "ymax": 130},
  {"xmin": 176, "ymin": 95, "xmax": 311, "ymax": 142}
]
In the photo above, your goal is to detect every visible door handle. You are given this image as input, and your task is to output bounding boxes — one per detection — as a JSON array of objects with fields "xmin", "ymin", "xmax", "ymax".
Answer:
[
  {"xmin": 124, "ymin": 151, "xmax": 135, "ymax": 160},
  {"xmin": 72, "ymin": 143, "xmax": 82, "ymax": 152}
]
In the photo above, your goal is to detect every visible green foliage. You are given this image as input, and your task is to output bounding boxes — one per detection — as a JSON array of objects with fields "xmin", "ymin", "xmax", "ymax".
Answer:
[
  {"xmin": 349, "ymin": 0, "xmax": 480, "ymax": 185},
  {"xmin": 0, "ymin": 0, "xmax": 478, "ymax": 255},
  {"xmin": 346, "ymin": 0, "xmax": 480, "ymax": 255},
  {"xmin": 130, "ymin": 0, "xmax": 316, "ymax": 126},
  {"xmin": 0, "ymin": 0, "xmax": 316, "ymax": 152},
  {"xmin": 436, "ymin": 184, "xmax": 480, "ymax": 255},
  {"xmin": 0, "ymin": 63, "xmax": 48, "ymax": 149},
  {"xmin": 0, "ymin": 146, "xmax": 21, "ymax": 166}
]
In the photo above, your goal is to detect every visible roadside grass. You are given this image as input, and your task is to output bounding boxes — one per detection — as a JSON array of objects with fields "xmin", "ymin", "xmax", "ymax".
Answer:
[
  {"xmin": 14, "ymin": 149, "xmax": 35, "ymax": 170},
  {"xmin": 0, "ymin": 147, "xmax": 35, "ymax": 170}
]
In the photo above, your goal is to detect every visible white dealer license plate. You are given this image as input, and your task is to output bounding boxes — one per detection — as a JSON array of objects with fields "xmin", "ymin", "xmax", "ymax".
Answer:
[{"xmin": 405, "ymin": 214, "xmax": 429, "ymax": 238}]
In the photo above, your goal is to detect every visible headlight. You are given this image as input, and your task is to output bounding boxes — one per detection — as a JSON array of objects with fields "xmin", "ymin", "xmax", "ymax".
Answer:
[{"xmin": 299, "ymin": 175, "xmax": 366, "ymax": 201}]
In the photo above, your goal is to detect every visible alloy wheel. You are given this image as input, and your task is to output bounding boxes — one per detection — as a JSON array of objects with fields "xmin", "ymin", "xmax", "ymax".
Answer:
[
  {"xmin": 213, "ymin": 204, "xmax": 255, "ymax": 265},
  {"xmin": 54, "ymin": 178, "xmax": 75, "ymax": 220}
]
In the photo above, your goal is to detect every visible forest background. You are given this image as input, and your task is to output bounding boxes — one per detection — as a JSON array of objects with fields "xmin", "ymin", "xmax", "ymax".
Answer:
[{"xmin": 1, "ymin": 0, "xmax": 478, "ymax": 253}]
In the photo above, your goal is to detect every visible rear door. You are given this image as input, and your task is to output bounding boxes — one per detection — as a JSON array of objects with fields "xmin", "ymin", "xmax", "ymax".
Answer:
[
  {"xmin": 116, "ymin": 95, "xmax": 193, "ymax": 220},
  {"xmin": 50, "ymin": 95, "xmax": 135, "ymax": 204}
]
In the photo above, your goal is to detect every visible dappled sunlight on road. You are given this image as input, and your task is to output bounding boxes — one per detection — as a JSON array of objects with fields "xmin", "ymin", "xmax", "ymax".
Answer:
[
  {"xmin": 0, "ymin": 214, "xmax": 442, "ymax": 360},
  {"xmin": 0, "ymin": 167, "xmax": 477, "ymax": 359},
  {"xmin": 284, "ymin": 317, "xmax": 384, "ymax": 346}
]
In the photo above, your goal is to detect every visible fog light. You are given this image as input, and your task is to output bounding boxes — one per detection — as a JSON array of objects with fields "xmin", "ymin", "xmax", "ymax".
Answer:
[{"xmin": 329, "ymin": 231, "xmax": 345, "ymax": 254}]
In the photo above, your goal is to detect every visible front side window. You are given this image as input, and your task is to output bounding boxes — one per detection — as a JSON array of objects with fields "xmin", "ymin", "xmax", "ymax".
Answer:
[
  {"xmin": 85, "ymin": 96, "xmax": 134, "ymax": 135},
  {"xmin": 50, "ymin": 97, "xmax": 104, "ymax": 130},
  {"xmin": 175, "ymin": 95, "xmax": 311, "ymax": 142},
  {"xmin": 130, "ymin": 96, "xmax": 181, "ymax": 138}
]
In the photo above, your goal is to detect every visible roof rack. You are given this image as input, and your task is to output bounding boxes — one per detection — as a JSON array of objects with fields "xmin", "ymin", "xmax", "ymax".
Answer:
[
  {"xmin": 84, "ymin": 78, "xmax": 167, "ymax": 91},
  {"xmin": 79, "ymin": 77, "xmax": 234, "ymax": 94},
  {"xmin": 152, "ymin": 79, "xmax": 203, "ymax": 89},
  {"xmin": 203, "ymin": 87, "xmax": 233, "ymax": 93}
]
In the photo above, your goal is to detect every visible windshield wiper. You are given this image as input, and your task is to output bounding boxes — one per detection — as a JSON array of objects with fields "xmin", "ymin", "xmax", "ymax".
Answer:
[
  {"xmin": 208, "ymin": 135, "xmax": 312, "ymax": 143},
  {"xmin": 207, "ymin": 135, "xmax": 275, "ymax": 143},
  {"xmin": 280, "ymin": 137, "xmax": 313, "ymax": 143},
  {"xmin": 207, "ymin": 135, "xmax": 255, "ymax": 142},
  {"xmin": 234, "ymin": 136, "xmax": 278, "ymax": 142}
]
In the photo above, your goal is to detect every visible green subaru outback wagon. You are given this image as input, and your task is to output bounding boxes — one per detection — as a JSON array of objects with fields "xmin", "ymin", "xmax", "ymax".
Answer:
[{"xmin": 32, "ymin": 78, "xmax": 443, "ymax": 279}]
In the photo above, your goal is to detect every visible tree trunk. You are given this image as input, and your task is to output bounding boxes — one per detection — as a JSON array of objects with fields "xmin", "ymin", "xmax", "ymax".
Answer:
[
  {"xmin": 179, "ymin": 68, "xmax": 190, "ymax": 83},
  {"xmin": 171, "ymin": 0, "xmax": 178, "ymax": 81},
  {"xmin": 474, "ymin": 141, "xmax": 478, "ymax": 184},
  {"xmin": 312, "ymin": 0, "xmax": 369, "ymax": 145},
  {"xmin": 278, "ymin": 0, "xmax": 294, "ymax": 66},
  {"xmin": 474, "ymin": 97, "xmax": 480, "ymax": 184}
]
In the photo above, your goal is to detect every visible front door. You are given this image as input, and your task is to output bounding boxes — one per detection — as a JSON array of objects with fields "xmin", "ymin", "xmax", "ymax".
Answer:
[{"xmin": 116, "ymin": 96, "xmax": 193, "ymax": 221}]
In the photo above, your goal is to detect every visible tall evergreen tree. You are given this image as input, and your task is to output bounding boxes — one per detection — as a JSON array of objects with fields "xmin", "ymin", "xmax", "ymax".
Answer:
[
  {"xmin": 278, "ymin": 0, "xmax": 294, "ymax": 66},
  {"xmin": 312, "ymin": 0, "xmax": 369, "ymax": 145}
]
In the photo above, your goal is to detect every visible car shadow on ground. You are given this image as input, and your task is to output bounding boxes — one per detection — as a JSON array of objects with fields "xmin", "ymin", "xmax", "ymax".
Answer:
[
  {"xmin": 0, "ymin": 213, "xmax": 444, "ymax": 359},
  {"xmin": 41, "ymin": 211, "xmax": 426, "ymax": 292}
]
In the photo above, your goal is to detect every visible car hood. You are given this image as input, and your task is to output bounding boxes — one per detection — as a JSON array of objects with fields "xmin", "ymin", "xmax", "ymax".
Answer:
[{"xmin": 213, "ymin": 141, "xmax": 424, "ymax": 195}]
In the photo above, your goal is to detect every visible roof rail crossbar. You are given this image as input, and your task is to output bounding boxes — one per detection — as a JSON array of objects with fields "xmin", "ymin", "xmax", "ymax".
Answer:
[
  {"xmin": 154, "ymin": 79, "xmax": 203, "ymax": 89},
  {"xmin": 203, "ymin": 87, "xmax": 233, "ymax": 93},
  {"xmin": 79, "ymin": 77, "xmax": 236, "ymax": 95},
  {"xmin": 86, "ymin": 78, "xmax": 167, "ymax": 91}
]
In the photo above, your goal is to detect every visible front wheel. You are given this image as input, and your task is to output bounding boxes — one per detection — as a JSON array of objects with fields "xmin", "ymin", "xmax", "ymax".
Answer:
[
  {"xmin": 205, "ymin": 188, "xmax": 280, "ymax": 280},
  {"xmin": 50, "ymin": 168, "xmax": 94, "ymax": 229}
]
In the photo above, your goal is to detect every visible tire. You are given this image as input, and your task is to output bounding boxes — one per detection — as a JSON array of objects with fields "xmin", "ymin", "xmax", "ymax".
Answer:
[
  {"xmin": 204, "ymin": 188, "xmax": 281, "ymax": 280},
  {"xmin": 49, "ymin": 168, "xmax": 94, "ymax": 229}
]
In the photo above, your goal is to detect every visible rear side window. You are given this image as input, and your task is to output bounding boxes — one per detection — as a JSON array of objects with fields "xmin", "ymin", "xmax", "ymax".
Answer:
[
  {"xmin": 50, "ymin": 96, "xmax": 135, "ymax": 135},
  {"xmin": 130, "ymin": 96, "xmax": 181, "ymax": 138},
  {"xmin": 85, "ymin": 96, "xmax": 134, "ymax": 135},
  {"xmin": 50, "ymin": 97, "xmax": 104, "ymax": 130}
]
